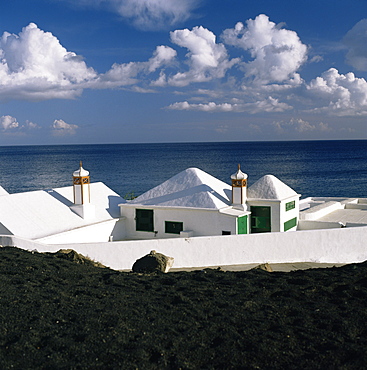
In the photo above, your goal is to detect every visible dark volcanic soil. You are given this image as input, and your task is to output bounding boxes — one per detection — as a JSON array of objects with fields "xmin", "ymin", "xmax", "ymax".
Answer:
[{"xmin": 1, "ymin": 247, "xmax": 367, "ymax": 369}]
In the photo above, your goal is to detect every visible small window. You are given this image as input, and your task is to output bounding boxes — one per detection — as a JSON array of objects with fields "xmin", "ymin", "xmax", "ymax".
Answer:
[
  {"xmin": 285, "ymin": 200, "xmax": 295, "ymax": 212},
  {"xmin": 136, "ymin": 209, "xmax": 154, "ymax": 232},
  {"xmin": 222, "ymin": 231, "xmax": 231, "ymax": 235},
  {"xmin": 165, "ymin": 221, "xmax": 183, "ymax": 234},
  {"xmin": 284, "ymin": 217, "xmax": 297, "ymax": 231}
]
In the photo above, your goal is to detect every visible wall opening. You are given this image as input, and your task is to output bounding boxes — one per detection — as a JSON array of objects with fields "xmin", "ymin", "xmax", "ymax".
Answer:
[
  {"xmin": 165, "ymin": 221, "xmax": 183, "ymax": 234},
  {"xmin": 136, "ymin": 209, "xmax": 154, "ymax": 232},
  {"xmin": 250, "ymin": 206, "xmax": 271, "ymax": 233}
]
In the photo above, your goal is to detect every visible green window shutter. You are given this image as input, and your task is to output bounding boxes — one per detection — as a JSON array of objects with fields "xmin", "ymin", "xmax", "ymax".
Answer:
[
  {"xmin": 237, "ymin": 215, "xmax": 248, "ymax": 234},
  {"xmin": 285, "ymin": 200, "xmax": 295, "ymax": 211},
  {"xmin": 250, "ymin": 206, "xmax": 271, "ymax": 233},
  {"xmin": 165, "ymin": 221, "xmax": 183, "ymax": 234},
  {"xmin": 136, "ymin": 209, "xmax": 154, "ymax": 232},
  {"xmin": 284, "ymin": 217, "xmax": 297, "ymax": 231}
]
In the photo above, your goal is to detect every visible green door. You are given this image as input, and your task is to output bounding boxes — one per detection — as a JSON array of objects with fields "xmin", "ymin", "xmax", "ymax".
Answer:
[
  {"xmin": 250, "ymin": 206, "xmax": 271, "ymax": 233},
  {"xmin": 237, "ymin": 215, "xmax": 248, "ymax": 234}
]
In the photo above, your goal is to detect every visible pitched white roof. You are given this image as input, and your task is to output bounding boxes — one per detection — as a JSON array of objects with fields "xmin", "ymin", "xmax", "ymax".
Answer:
[
  {"xmin": 248, "ymin": 175, "xmax": 298, "ymax": 200},
  {"xmin": 129, "ymin": 168, "xmax": 232, "ymax": 209},
  {"xmin": 0, "ymin": 182, "xmax": 124, "ymax": 240},
  {"xmin": 0, "ymin": 186, "xmax": 9, "ymax": 196}
]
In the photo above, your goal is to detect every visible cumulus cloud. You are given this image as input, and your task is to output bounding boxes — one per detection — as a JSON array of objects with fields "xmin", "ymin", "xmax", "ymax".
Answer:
[
  {"xmin": 0, "ymin": 115, "xmax": 19, "ymax": 130},
  {"xmin": 0, "ymin": 23, "xmax": 97, "ymax": 101},
  {"xmin": 0, "ymin": 115, "xmax": 41, "ymax": 134},
  {"xmin": 98, "ymin": 45, "xmax": 176, "ymax": 87},
  {"xmin": 221, "ymin": 14, "xmax": 307, "ymax": 86},
  {"xmin": 272, "ymin": 118, "xmax": 331, "ymax": 133},
  {"xmin": 0, "ymin": 23, "xmax": 177, "ymax": 99},
  {"xmin": 66, "ymin": 0, "xmax": 201, "ymax": 30},
  {"xmin": 307, "ymin": 68, "xmax": 367, "ymax": 116},
  {"xmin": 343, "ymin": 19, "xmax": 367, "ymax": 71},
  {"xmin": 111, "ymin": 0, "xmax": 201, "ymax": 30},
  {"xmin": 24, "ymin": 120, "xmax": 40, "ymax": 129},
  {"xmin": 168, "ymin": 26, "xmax": 239, "ymax": 86},
  {"xmin": 51, "ymin": 119, "xmax": 79, "ymax": 136},
  {"xmin": 167, "ymin": 96, "xmax": 292, "ymax": 113}
]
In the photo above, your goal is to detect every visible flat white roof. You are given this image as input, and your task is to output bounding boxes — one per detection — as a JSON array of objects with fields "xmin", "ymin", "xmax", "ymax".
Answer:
[
  {"xmin": 0, "ymin": 182, "xmax": 124, "ymax": 240},
  {"xmin": 316, "ymin": 208, "xmax": 367, "ymax": 225}
]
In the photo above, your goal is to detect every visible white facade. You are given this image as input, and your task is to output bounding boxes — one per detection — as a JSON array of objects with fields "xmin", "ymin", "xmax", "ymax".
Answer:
[
  {"xmin": 119, "ymin": 167, "xmax": 302, "ymax": 239},
  {"xmin": 120, "ymin": 204, "xmax": 246, "ymax": 239},
  {"xmin": 0, "ymin": 163, "xmax": 366, "ymax": 271}
]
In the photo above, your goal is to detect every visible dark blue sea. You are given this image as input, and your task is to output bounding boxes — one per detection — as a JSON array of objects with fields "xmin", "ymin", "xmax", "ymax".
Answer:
[{"xmin": 0, "ymin": 140, "xmax": 365, "ymax": 199}]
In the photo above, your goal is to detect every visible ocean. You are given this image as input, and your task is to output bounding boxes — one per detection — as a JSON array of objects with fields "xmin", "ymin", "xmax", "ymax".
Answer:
[{"xmin": 0, "ymin": 140, "xmax": 366, "ymax": 199}]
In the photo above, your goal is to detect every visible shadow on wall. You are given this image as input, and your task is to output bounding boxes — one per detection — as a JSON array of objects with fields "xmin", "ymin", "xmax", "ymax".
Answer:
[
  {"xmin": 108, "ymin": 195, "xmax": 125, "ymax": 218},
  {"xmin": 109, "ymin": 218, "xmax": 126, "ymax": 241}
]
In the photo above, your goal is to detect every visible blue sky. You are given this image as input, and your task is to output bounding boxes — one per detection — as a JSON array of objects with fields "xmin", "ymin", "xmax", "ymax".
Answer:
[{"xmin": 0, "ymin": 0, "xmax": 366, "ymax": 145}]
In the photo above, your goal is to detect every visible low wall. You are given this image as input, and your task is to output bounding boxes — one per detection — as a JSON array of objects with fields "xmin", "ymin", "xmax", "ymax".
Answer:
[
  {"xmin": 297, "ymin": 220, "xmax": 344, "ymax": 230},
  {"xmin": 1, "ymin": 226, "xmax": 367, "ymax": 271}
]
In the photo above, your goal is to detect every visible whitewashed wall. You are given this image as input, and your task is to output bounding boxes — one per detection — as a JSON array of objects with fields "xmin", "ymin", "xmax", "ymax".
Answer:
[
  {"xmin": 36, "ymin": 219, "xmax": 126, "ymax": 244},
  {"xmin": 120, "ymin": 206, "xmax": 239, "ymax": 239},
  {"xmin": 2, "ymin": 226, "xmax": 367, "ymax": 271}
]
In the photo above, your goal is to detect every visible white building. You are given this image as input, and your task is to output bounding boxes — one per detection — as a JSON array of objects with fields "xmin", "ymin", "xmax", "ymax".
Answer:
[
  {"xmin": 0, "ymin": 162, "xmax": 366, "ymax": 271},
  {"xmin": 118, "ymin": 166, "xmax": 301, "ymax": 239},
  {"xmin": 0, "ymin": 163, "xmax": 125, "ymax": 244}
]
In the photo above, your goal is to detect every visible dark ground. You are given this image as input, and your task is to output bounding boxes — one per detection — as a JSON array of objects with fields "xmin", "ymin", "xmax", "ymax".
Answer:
[{"xmin": 1, "ymin": 247, "xmax": 367, "ymax": 369}]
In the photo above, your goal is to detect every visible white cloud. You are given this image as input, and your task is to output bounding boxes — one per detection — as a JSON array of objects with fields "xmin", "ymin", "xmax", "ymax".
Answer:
[
  {"xmin": 0, "ymin": 23, "xmax": 97, "ymax": 101},
  {"xmin": 113, "ymin": 0, "xmax": 201, "ymax": 30},
  {"xmin": 51, "ymin": 119, "xmax": 79, "ymax": 136},
  {"xmin": 62, "ymin": 0, "xmax": 201, "ymax": 30},
  {"xmin": 168, "ymin": 26, "xmax": 239, "ymax": 86},
  {"xmin": 97, "ymin": 45, "xmax": 176, "ymax": 87},
  {"xmin": 24, "ymin": 120, "xmax": 40, "ymax": 129},
  {"xmin": 272, "ymin": 118, "xmax": 331, "ymax": 133},
  {"xmin": 343, "ymin": 19, "xmax": 367, "ymax": 71},
  {"xmin": 307, "ymin": 68, "xmax": 367, "ymax": 116},
  {"xmin": 221, "ymin": 14, "xmax": 307, "ymax": 86},
  {"xmin": 167, "ymin": 96, "xmax": 291, "ymax": 113},
  {"xmin": 0, "ymin": 115, "xmax": 19, "ymax": 130}
]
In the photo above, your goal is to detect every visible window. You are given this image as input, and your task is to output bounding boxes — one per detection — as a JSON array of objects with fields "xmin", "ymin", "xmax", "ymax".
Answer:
[
  {"xmin": 284, "ymin": 217, "xmax": 297, "ymax": 231},
  {"xmin": 222, "ymin": 231, "xmax": 231, "ymax": 235},
  {"xmin": 136, "ymin": 209, "xmax": 154, "ymax": 232},
  {"xmin": 285, "ymin": 200, "xmax": 295, "ymax": 212},
  {"xmin": 165, "ymin": 221, "xmax": 183, "ymax": 234},
  {"xmin": 250, "ymin": 206, "xmax": 271, "ymax": 233}
]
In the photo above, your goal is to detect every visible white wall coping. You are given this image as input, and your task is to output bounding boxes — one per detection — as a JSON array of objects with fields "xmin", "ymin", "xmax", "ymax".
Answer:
[
  {"xmin": 1, "ymin": 225, "xmax": 367, "ymax": 271},
  {"xmin": 299, "ymin": 201, "xmax": 344, "ymax": 221}
]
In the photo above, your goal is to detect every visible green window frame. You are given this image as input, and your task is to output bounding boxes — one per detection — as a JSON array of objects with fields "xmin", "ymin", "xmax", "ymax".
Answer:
[
  {"xmin": 284, "ymin": 217, "xmax": 297, "ymax": 231},
  {"xmin": 165, "ymin": 221, "xmax": 183, "ymax": 235},
  {"xmin": 136, "ymin": 209, "xmax": 154, "ymax": 232},
  {"xmin": 250, "ymin": 206, "xmax": 271, "ymax": 233},
  {"xmin": 285, "ymin": 200, "xmax": 295, "ymax": 212}
]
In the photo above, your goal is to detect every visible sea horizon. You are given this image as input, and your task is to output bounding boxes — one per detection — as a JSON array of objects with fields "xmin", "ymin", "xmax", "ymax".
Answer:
[
  {"xmin": 0, "ymin": 139, "xmax": 366, "ymax": 200},
  {"xmin": 0, "ymin": 138, "xmax": 366, "ymax": 148}
]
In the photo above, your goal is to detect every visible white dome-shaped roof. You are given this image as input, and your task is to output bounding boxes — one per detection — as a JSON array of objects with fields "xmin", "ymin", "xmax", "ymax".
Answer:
[
  {"xmin": 73, "ymin": 162, "xmax": 89, "ymax": 177},
  {"xmin": 231, "ymin": 164, "xmax": 248, "ymax": 180}
]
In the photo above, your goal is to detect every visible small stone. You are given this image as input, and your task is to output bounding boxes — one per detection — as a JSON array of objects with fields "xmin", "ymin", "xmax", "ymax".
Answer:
[{"xmin": 252, "ymin": 263, "xmax": 273, "ymax": 272}]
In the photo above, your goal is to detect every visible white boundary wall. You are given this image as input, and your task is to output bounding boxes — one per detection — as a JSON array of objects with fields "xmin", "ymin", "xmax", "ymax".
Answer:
[{"xmin": 1, "ymin": 226, "xmax": 367, "ymax": 271}]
